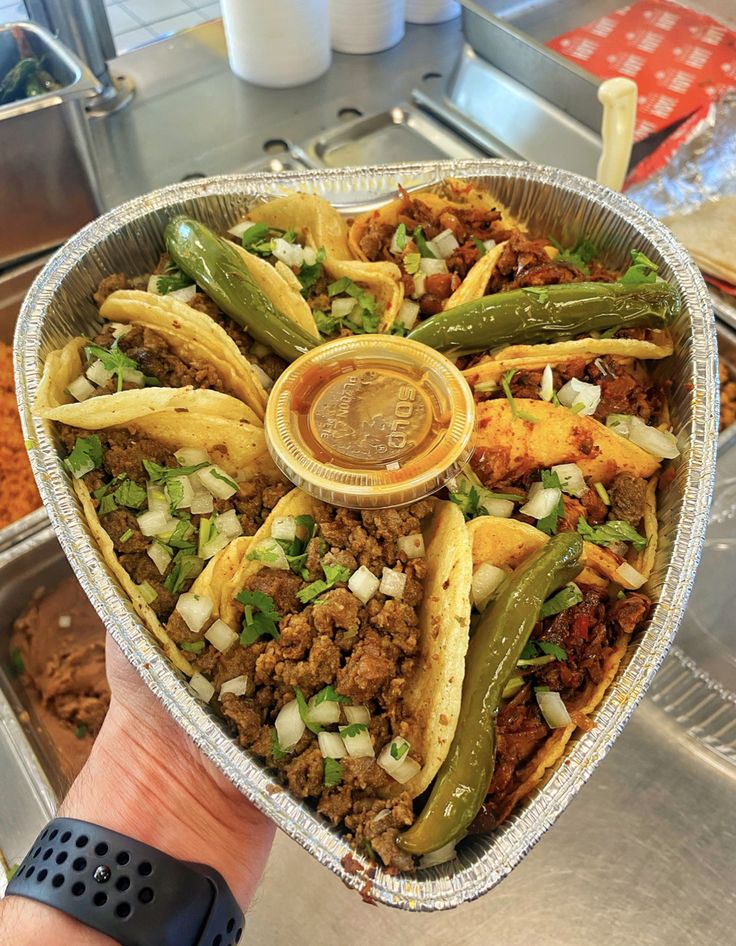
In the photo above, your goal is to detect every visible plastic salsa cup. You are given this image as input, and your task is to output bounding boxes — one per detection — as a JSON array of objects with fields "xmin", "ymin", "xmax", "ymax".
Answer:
[{"xmin": 264, "ymin": 335, "xmax": 476, "ymax": 508}]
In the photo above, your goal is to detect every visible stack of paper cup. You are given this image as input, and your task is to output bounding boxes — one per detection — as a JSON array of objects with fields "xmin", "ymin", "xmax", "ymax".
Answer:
[
  {"xmin": 222, "ymin": 0, "xmax": 331, "ymax": 88},
  {"xmin": 330, "ymin": 0, "xmax": 405, "ymax": 54},
  {"xmin": 405, "ymin": 0, "xmax": 461, "ymax": 23}
]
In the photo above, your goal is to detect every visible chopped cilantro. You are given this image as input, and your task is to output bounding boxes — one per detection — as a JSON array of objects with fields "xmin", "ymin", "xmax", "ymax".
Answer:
[
  {"xmin": 536, "ymin": 470, "xmax": 565, "ymax": 536},
  {"xmin": 549, "ymin": 236, "xmax": 597, "ymax": 275},
  {"xmin": 298, "ymin": 245, "xmax": 326, "ymax": 295},
  {"xmin": 268, "ymin": 514, "xmax": 318, "ymax": 578},
  {"xmin": 313, "ymin": 684, "xmax": 349, "ymax": 705},
  {"xmin": 9, "ymin": 647, "xmax": 24, "ymax": 676},
  {"xmin": 601, "ymin": 325, "xmax": 618, "ymax": 339},
  {"xmin": 297, "ymin": 561, "xmax": 351, "ymax": 604},
  {"xmin": 163, "ymin": 552, "xmax": 202, "ymax": 595},
  {"xmin": 577, "ymin": 517, "xmax": 648, "ymax": 551},
  {"xmin": 403, "ymin": 252, "xmax": 421, "ymax": 275},
  {"xmin": 323, "ymin": 757, "xmax": 343, "ymax": 788},
  {"xmin": 63, "ymin": 434, "xmax": 103, "ymax": 479},
  {"xmin": 394, "ymin": 223, "xmax": 408, "ymax": 251},
  {"xmin": 98, "ymin": 493, "xmax": 117, "ymax": 516},
  {"xmin": 448, "ymin": 473, "xmax": 520, "ymax": 521},
  {"xmin": 75, "ymin": 723, "xmax": 88, "ymax": 739},
  {"xmin": 181, "ymin": 640, "xmax": 205, "ymax": 654},
  {"xmin": 413, "ymin": 226, "xmax": 436, "ymax": 259},
  {"xmin": 538, "ymin": 640, "xmax": 569, "ymax": 661},
  {"xmin": 168, "ymin": 519, "xmax": 196, "ymax": 550},
  {"xmin": 471, "ymin": 236, "xmax": 487, "ymax": 257},
  {"xmin": 594, "ymin": 482, "xmax": 611, "ymax": 506},
  {"xmin": 520, "ymin": 642, "xmax": 538, "ymax": 661},
  {"xmin": 119, "ymin": 528, "xmax": 134, "ymax": 543},
  {"xmin": 619, "ymin": 249, "xmax": 659, "ymax": 286},
  {"xmin": 617, "ymin": 589, "xmax": 627, "ymax": 600},
  {"xmin": 241, "ymin": 221, "xmax": 271, "ymax": 249},
  {"xmin": 539, "ymin": 583, "xmax": 583, "ymax": 621},
  {"xmin": 340, "ymin": 723, "xmax": 368, "ymax": 739},
  {"xmin": 143, "ymin": 458, "xmax": 209, "ymax": 483},
  {"xmin": 84, "ymin": 340, "xmax": 138, "ymax": 393},
  {"xmin": 294, "ymin": 686, "xmax": 321, "ymax": 734},
  {"xmin": 390, "ymin": 740, "xmax": 409, "ymax": 761},
  {"xmin": 115, "ymin": 478, "xmax": 146, "ymax": 509},
  {"xmin": 237, "ymin": 590, "xmax": 281, "ymax": 645},
  {"xmin": 502, "ymin": 370, "xmax": 539, "ymax": 424},
  {"xmin": 271, "ymin": 728, "xmax": 288, "ymax": 761},
  {"xmin": 166, "ymin": 478, "xmax": 184, "ymax": 513},
  {"xmin": 210, "ymin": 468, "xmax": 238, "ymax": 491}
]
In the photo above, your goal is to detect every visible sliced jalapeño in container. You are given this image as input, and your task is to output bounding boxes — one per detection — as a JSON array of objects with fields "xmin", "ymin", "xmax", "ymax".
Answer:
[{"xmin": 265, "ymin": 335, "xmax": 475, "ymax": 508}]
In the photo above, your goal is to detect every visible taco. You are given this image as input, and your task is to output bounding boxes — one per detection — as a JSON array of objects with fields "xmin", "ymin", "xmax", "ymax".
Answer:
[
  {"xmin": 228, "ymin": 194, "xmax": 404, "ymax": 339},
  {"xmin": 52, "ymin": 391, "xmax": 289, "ymax": 675},
  {"xmin": 465, "ymin": 516, "xmax": 651, "ymax": 831},
  {"xmin": 163, "ymin": 488, "xmax": 473, "ymax": 870},
  {"xmin": 35, "ymin": 290, "xmax": 269, "ymax": 425},
  {"xmin": 348, "ymin": 179, "xmax": 519, "ymax": 322}
]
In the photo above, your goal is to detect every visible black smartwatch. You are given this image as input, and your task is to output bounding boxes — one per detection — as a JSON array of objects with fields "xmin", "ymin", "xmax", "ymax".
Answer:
[{"xmin": 6, "ymin": 818, "xmax": 244, "ymax": 946}]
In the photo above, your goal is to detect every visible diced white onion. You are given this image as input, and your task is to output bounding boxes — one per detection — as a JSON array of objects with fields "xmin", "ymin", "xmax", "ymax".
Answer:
[
  {"xmin": 250, "ymin": 361, "xmax": 274, "ymax": 391},
  {"xmin": 377, "ymin": 737, "xmax": 418, "ymax": 782},
  {"xmin": 86, "ymin": 360, "xmax": 114, "ymax": 387},
  {"xmin": 147, "ymin": 541, "xmax": 172, "ymax": 576},
  {"xmin": 411, "ymin": 273, "xmax": 426, "ymax": 298},
  {"xmin": 340, "ymin": 725, "xmax": 374, "ymax": 758},
  {"xmin": 175, "ymin": 592, "xmax": 213, "ymax": 633},
  {"xmin": 418, "ymin": 257, "xmax": 448, "ymax": 276},
  {"xmin": 250, "ymin": 341, "xmax": 271, "ymax": 360},
  {"xmin": 389, "ymin": 227, "xmax": 405, "ymax": 255},
  {"xmin": 379, "ymin": 567, "xmax": 407, "ymax": 599},
  {"xmin": 519, "ymin": 485, "xmax": 561, "ymax": 521},
  {"xmin": 471, "ymin": 562, "xmax": 506, "ymax": 610},
  {"xmin": 302, "ymin": 246, "xmax": 317, "ymax": 266},
  {"xmin": 58, "ymin": 614, "xmax": 71, "ymax": 629},
  {"xmin": 307, "ymin": 697, "xmax": 341, "ymax": 726},
  {"xmin": 201, "ymin": 531, "xmax": 231, "ymax": 561},
  {"xmin": 426, "ymin": 228, "xmax": 459, "ymax": 259},
  {"xmin": 166, "ymin": 475, "xmax": 194, "ymax": 511},
  {"xmin": 484, "ymin": 239, "xmax": 496, "ymax": 251},
  {"xmin": 190, "ymin": 490, "xmax": 214, "ymax": 516},
  {"xmin": 175, "ymin": 447, "xmax": 210, "ymax": 466},
  {"xmin": 536, "ymin": 690, "xmax": 572, "ymax": 729},
  {"xmin": 398, "ymin": 533, "xmax": 425, "ymax": 559},
  {"xmin": 147, "ymin": 274, "xmax": 163, "ymax": 294},
  {"xmin": 167, "ymin": 284, "xmax": 197, "ymax": 304},
  {"xmin": 67, "ymin": 375, "xmax": 96, "ymax": 402},
  {"xmin": 197, "ymin": 464, "xmax": 238, "ymax": 500},
  {"xmin": 215, "ymin": 509, "xmax": 243, "ymax": 539},
  {"xmin": 331, "ymin": 296, "xmax": 356, "ymax": 320},
  {"xmin": 557, "ymin": 378, "xmax": 601, "ymax": 416},
  {"xmin": 552, "ymin": 463, "xmax": 587, "ymax": 498},
  {"xmin": 137, "ymin": 508, "xmax": 173, "ymax": 537},
  {"xmin": 348, "ymin": 565, "xmax": 380, "ymax": 604},
  {"xmin": 627, "ymin": 416, "xmax": 680, "ymax": 459},
  {"xmin": 275, "ymin": 699, "xmax": 305, "ymax": 751},
  {"xmin": 272, "ymin": 237, "xmax": 304, "ymax": 269},
  {"xmin": 614, "ymin": 561, "xmax": 647, "ymax": 589},
  {"xmin": 123, "ymin": 366, "xmax": 144, "ymax": 386},
  {"xmin": 396, "ymin": 299, "xmax": 420, "ymax": 330},
  {"xmin": 146, "ymin": 482, "xmax": 169, "ymax": 515},
  {"xmin": 220, "ymin": 674, "xmax": 248, "ymax": 697},
  {"xmin": 205, "ymin": 618, "xmax": 238, "ymax": 652},
  {"xmin": 110, "ymin": 323, "xmax": 131, "ymax": 339},
  {"xmin": 228, "ymin": 220, "xmax": 257, "ymax": 238},
  {"xmin": 317, "ymin": 731, "xmax": 347, "ymax": 759},
  {"xmin": 481, "ymin": 497, "xmax": 514, "ymax": 518},
  {"xmin": 189, "ymin": 672, "xmax": 214, "ymax": 703},
  {"xmin": 344, "ymin": 705, "xmax": 370, "ymax": 725},
  {"xmin": 251, "ymin": 537, "xmax": 290, "ymax": 570},
  {"xmin": 271, "ymin": 516, "xmax": 297, "ymax": 542},
  {"xmin": 419, "ymin": 841, "xmax": 458, "ymax": 869},
  {"xmin": 540, "ymin": 364, "xmax": 554, "ymax": 402}
]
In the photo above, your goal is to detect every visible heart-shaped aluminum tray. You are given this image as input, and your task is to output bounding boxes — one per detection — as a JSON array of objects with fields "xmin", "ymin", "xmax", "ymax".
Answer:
[{"xmin": 14, "ymin": 160, "xmax": 718, "ymax": 910}]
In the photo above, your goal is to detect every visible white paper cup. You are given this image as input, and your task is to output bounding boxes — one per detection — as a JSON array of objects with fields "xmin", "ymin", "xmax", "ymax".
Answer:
[
  {"xmin": 330, "ymin": 0, "xmax": 405, "ymax": 54},
  {"xmin": 222, "ymin": 0, "xmax": 331, "ymax": 88},
  {"xmin": 405, "ymin": 0, "xmax": 460, "ymax": 23}
]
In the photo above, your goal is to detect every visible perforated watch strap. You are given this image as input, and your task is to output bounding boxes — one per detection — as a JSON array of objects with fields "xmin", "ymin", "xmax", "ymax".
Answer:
[{"xmin": 6, "ymin": 818, "xmax": 244, "ymax": 946}]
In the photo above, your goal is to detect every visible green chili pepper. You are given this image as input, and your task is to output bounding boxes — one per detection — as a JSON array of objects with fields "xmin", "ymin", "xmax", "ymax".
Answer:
[
  {"xmin": 407, "ymin": 281, "xmax": 679, "ymax": 354},
  {"xmin": 397, "ymin": 532, "xmax": 584, "ymax": 856},
  {"xmin": 164, "ymin": 216, "xmax": 317, "ymax": 364}
]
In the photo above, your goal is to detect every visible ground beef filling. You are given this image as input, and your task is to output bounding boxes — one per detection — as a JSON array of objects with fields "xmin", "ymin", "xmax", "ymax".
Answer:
[
  {"xmin": 473, "ymin": 355, "xmax": 666, "ymax": 427},
  {"xmin": 187, "ymin": 501, "xmax": 434, "ymax": 870},
  {"xmin": 58, "ymin": 425, "xmax": 288, "ymax": 624},
  {"xmin": 471, "ymin": 588, "xmax": 651, "ymax": 832},
  {"xmin": 91, "ymin": 324, "xmax": 225, "ymax": 393}
]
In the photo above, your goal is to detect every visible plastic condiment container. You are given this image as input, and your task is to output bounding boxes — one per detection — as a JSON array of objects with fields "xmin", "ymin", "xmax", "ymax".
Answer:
[
  {"xmin": 265, "ymin": 335, "xmax": 475, "ymax": 508},
  {"xmin": 329, "ymin": 0, "xmax": 405, "ymax": 55}
]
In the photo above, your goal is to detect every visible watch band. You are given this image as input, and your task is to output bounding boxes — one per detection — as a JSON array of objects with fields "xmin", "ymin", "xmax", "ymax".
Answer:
[{"xmin": 6, "ymin": 817, "xmax": 244, "ymax": 946}]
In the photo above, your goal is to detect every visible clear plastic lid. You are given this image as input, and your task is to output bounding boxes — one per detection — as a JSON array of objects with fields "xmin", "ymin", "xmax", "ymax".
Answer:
[{"xmin": 264, "ymin": 335, "xmax": 476, "ymax": 508}]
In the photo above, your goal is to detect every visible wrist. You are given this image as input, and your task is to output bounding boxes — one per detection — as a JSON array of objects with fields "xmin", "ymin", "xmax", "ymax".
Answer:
[{"xmin": 59, "ymin": 693, "xmax": 274, "ymax": 910}]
